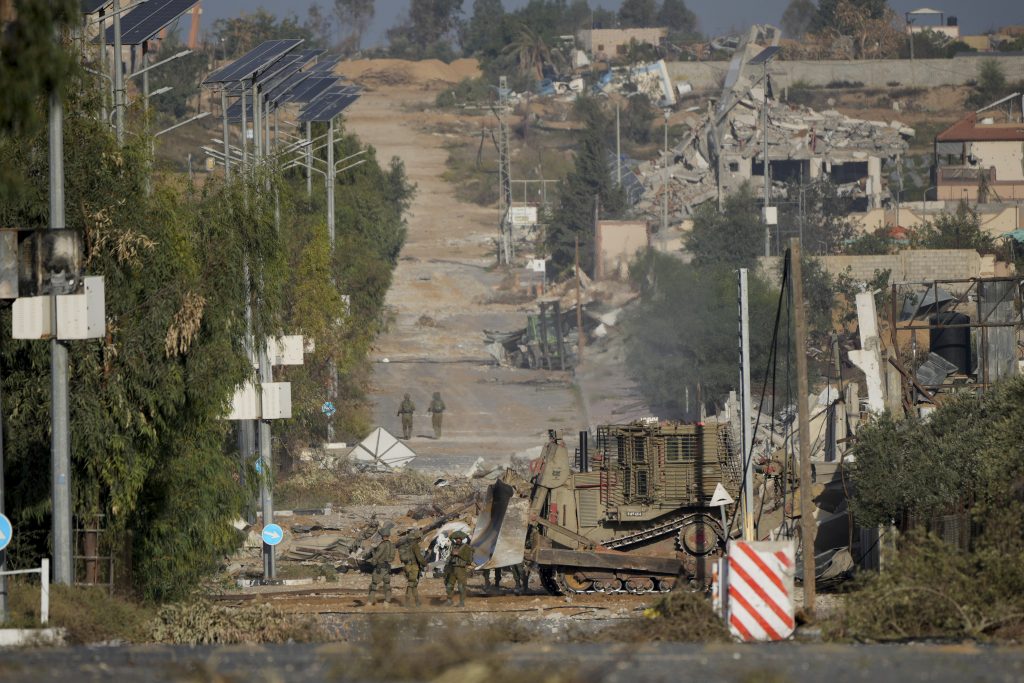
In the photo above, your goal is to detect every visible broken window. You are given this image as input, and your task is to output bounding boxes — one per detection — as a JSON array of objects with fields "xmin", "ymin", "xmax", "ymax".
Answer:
[{"xmin": 728, "ymin": 162, "xmax": 740, "ymax": 172}]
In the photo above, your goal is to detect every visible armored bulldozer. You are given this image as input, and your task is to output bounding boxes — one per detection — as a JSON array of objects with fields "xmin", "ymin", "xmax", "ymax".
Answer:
[{"xmin": 470, "ymin": 420, "xmax": 743, "ymax": 594}]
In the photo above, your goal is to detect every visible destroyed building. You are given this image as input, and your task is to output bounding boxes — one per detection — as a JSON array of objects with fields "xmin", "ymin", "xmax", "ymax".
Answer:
[{"xmin": 633, "ymin": 28, "xmax": 913, "ymax": 221}]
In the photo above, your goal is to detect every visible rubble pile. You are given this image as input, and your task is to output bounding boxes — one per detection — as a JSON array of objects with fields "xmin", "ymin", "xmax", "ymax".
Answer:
[{"xmin": 631, "ymin": 33, "xmax": 913, "ymax": 221}]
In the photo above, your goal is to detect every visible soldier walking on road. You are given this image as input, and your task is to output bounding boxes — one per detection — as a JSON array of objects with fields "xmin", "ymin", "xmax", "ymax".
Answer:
[
  {"xmin": 427, "ymin": 391, "xmax": 446, "ymax": 439},
  {"xmin": 367, "ymin": 527, "xmax": 395, "ymax": 606},
  {"xmin": 444, "ymin": 530, "xmax": 473, "ymax": 607},
  {"xmin": 397, "ymin": 393, "xmax": 416, "ymax": 439},
  {"xmin": 397, "ymin": 527, "xmax": 426, "ymax": 607}
]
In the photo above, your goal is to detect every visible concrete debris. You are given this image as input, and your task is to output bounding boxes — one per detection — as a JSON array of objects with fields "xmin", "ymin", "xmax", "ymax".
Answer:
[{"xmin": 633, "ymin": 29, "xmax": 910, "ymax": 223}]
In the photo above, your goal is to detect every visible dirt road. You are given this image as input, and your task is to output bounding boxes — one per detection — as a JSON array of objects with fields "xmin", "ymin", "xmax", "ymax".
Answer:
[{"xmin": 343, "ymin": 87, "xmax": 585, "ymax": 474}]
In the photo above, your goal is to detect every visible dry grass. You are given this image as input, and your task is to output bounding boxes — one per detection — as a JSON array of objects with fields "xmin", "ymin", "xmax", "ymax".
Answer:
[
  {"xmin": 149, "ymin": 598, "xmax": 323, "ymax": 645},
  {"xmin": 7, "ymin": 582, "xmax": 154, "ymax": 644},
  {"xmin": 330, "ymin": 617, "xmax": 583, "ymax": 682},
  {"xmin": 588, "ymin": 590, "xmax": 729, "ymax": 643},
  {"xmin": 276, "ymin": 463, "xmax": 436, "ymax": 510}
]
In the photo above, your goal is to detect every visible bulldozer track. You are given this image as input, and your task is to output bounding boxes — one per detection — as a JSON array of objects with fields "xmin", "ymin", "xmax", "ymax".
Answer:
[{"xmin": 602, "ymin": 511, "xmax": 720, "ymax": 551}]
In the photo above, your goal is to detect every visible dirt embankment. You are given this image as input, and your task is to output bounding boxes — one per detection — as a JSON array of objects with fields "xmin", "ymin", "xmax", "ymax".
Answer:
[{"xmin": 336, "ymin": 58, "xmax": 481, "ymax": 87}]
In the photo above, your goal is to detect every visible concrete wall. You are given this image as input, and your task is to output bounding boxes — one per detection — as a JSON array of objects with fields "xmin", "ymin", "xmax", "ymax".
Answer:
[
  {"xmin": 853, "ymin": 205, "xmax": 1023, "ymax": 233},
  {"xmin": 759, "ymin": 249, "xmax": 1010, "ymax": 286},
  {"xmin": 972, "ymin": 141, "xmax": 1024, "ymax": 181},
  {"xmin": 579, "ymin": 28, "xmax": 668, "ymax": 58},
  {"xmin": 666, "ymin": 54, "xmax": 1024, "ymax": 91},
  {"xmin": 595, "ymin": 220, "xmax": 649, "ymax": 280}
]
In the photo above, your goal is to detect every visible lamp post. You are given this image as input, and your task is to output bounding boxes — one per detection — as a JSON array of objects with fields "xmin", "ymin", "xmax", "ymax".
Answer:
[{"xmin": 748, "ymin": 46, "xmax": 780, "ymax": 257}]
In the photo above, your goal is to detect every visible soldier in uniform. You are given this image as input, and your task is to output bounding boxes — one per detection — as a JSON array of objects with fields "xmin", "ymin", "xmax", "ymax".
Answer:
[
  {"xmin": 444, "ymin": 530, "xmax": 473, "ymax": 607},
  {"xmin": 509, "ymin": 562, "xmax": 529, "ymax": 595},
  {"xmin": 483, "ymin": 567, "xmax": 502, "ymax": 592},
  {"xmin": 397, "ymin": 527, "xmax": 426, "ymax": 607},
  {"xmin": 367, "ymin": 527, "xmax": 395, "ymax": 606},
  {"xmin": 396, "ymin": 393, "xmax": 416, "ymax": 439},
  {"xmin": 426, "ymin": 391, "xmax": 446, "ymax": 439}
]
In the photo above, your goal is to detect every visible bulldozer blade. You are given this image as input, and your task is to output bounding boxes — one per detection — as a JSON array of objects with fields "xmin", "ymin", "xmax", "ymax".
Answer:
[{"xmin": 470, "ymin": 480, "xmax": 528, "ymax": 570}]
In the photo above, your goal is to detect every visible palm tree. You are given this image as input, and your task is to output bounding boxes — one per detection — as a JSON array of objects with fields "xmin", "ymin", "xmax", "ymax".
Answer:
[{"xmin": 505, "ymin": 25, "xmax": 551, "ymax": 82}]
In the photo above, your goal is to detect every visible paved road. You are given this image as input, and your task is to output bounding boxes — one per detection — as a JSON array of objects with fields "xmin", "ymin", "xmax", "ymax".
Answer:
[{"xmin": 3, "ymin": 641, "xmax": 1023, "ymax": 682}]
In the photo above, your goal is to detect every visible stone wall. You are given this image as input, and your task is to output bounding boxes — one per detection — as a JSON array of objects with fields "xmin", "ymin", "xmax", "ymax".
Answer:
[
  {"xmin": 759, "ymin": 249, "xmax": 1009, "ymax": 287},
  {"xmin": 666, "ymin": 54, "xmax": 1024, "ymax": 91}
]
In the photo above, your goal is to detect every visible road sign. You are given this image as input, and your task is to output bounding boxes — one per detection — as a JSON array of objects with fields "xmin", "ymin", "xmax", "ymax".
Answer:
[
  {"xmin": 321, "ymin": 401, "xmax": 336, "ymax": 417},
  {"xmin": 261, "ymin": 523, "xmax": 283, "ymax": 546},
  {"xmin": 722, "ymin": 540, "xmax": 796, "ymax": 642},
  {"xmin": 710, "ymin": 483, "xmax": 735, "ymax": 507},
  {"xmin": 0, "ymin": 514, "xmax": 12, "ymax": 552}
]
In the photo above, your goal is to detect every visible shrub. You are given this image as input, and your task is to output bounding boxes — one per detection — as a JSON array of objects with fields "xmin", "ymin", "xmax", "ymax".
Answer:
[
  {"xmin": 8, "ymin": 583, "xmax": 154, "ymax": 644},
  {"xmin": 149, "ymin": 599, "xmax": 323, "ymax": 644},
  {"xmin": 605, "ymin": 591, "xmax": 730, "ymax": 642}
]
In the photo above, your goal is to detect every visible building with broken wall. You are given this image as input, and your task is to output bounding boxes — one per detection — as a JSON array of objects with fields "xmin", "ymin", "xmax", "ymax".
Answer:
[{"xmin": 632, "ymin": 27, "xmax": 912, "ymax": 224}]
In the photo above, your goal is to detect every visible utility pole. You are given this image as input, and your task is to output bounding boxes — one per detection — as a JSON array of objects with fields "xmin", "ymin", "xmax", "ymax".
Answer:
[
  {"xmin": 737, "ymin": 268, "xmax": 754, "ymax": 541},
  {"xmin": 325, "ymin": 117, "xmax": 337, "ymax": 444},
  {"xmin": 221, "ymin": 89, "xmax": 230, "ymax": 181},
  {"xmin": 240, "ymin": 84, "xmax": 248, "ymax": 173},
  {"xmin": 762, "ymin": 61, "xmax": 770, "ymax": 257},
  {"xmin": 575, "ymin": 236, "xmax": 584, "ymax": 363},
  {"xmin": 49, "ymin": 85, "xmax": 72, "ymax": 587},
  {"xmin": 112, "ymin": 0, "xmax": 124, "ymax": 144},
  {"xmin": 790, "ymin": 238, "xmax": 816, "ymax": 616},
  {"xmin": 615, "ymin": 103, "xmax": 621, "ymax": 187},
  {"xmin": 662, "ymin": 111, "xmax": 669, "ymax": 233},
  {"xmin": 496, "ymin": 76, "xmax": 512, "ymax": 264},
  {"xmin": 305, "ymin": 121, "xmax": 313, "ymax": 198}
]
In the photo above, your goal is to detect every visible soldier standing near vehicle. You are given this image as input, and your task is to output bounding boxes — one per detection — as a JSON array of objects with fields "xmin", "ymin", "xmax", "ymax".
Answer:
[
  {"xmin": 367, "ymin": 527, "xmax": 395, "ymax": 606},
  {"xmin": 444, "ymin": 530, "xmax": 473, "ymax": 607},
  {"xmin": 426, "ymin": 391, "xmax": 446, "ymax": 439},
  {"xmin": 509, "ymin": 562, "xmax": 529, "ymax": 595},
  {"xmin": 397, "ymin": 393, "xmax": 416, "ymax": 439},
  {"xmin": 397, "ymin": 527, "xmax": 426, "ymax": 607}
]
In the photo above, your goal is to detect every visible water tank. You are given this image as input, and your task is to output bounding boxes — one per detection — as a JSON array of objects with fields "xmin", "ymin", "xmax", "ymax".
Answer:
[{"xmin": 930, "ymin": 312, "xmax": 971, "ymax": 375}]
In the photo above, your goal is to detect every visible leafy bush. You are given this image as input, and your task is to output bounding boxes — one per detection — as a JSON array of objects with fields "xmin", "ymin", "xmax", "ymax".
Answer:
[
  {"xmin": 839, "ymin": 533, "xmax": 1024, "ymax": 641},
  {"xmin": 149, "ymin": 599, "xmax": 323, "ymax": 644}
]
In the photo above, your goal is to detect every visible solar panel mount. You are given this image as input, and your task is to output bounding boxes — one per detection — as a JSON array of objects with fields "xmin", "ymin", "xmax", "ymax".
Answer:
[
  {"xmin": 203, "ymin": 39, "xmax": 303, "ymax": 85},
  {"xmin": 102, "ymin": 0, "xmax": 198, "ymax": 46}
]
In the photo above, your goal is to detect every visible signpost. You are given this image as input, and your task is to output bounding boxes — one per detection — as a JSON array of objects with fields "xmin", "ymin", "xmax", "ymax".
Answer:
[
  {"xmin": 710, "ymin": 482, "xmax": 734, "ymax": 536},
  {"xmin": 0, "ymin": 514, "xmax": 11, "ymax": 552},
  {"xmin": 261, "ymin": 523, "xmax": 283, "ymax": 546}
]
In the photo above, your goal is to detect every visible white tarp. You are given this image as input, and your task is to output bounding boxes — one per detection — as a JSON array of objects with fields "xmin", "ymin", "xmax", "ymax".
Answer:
[{"xmin": 349, "ymin": 427, "xmax": 417, "ymax": 470}]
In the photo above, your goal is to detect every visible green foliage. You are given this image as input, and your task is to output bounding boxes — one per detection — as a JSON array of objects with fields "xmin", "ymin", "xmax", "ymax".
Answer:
[
  {"xmin": 967, "ymin": 59, "xmax": 1010, "ymax": 109},
  {"xmin": 840, "ymin": 532, "xmax": 1024, "ymax": 641},
  {"xmin": 815, "ymin": 0, "xmax": 888, "ymax": 31},
  {"xmin": 623, "ymin": 251, "xmax": 778, "ymax": 417},
  {"xmin": 618, "ymin": 0, "xmax": 658, "ymax": 28},
  {"xmin": 850, "ymin": 377, "xmax": 1024, "ymax": 532},
  {"xmin": 686, "ymin": 183, "xmax": 763, "ymax": 269},
  {"xmin": 621, "ymin": 93, "xmax": 657, "ymax": 144},
  {"xmin": 0, "ymin": 45, "xmax": 412, "ymax": 602},
  {"xmin": 782, "ymin": 0, "xmax": 819, "ymax": 38},
  {"xmin": 463, "ymin": 0, "xmax": 508, "ymax": 60},
  {"xmin": 334, "ymin": 0, "xmax": 376, "ymax": 51},
  {"xmin": 658, "ymin": 0, "xmax": 698, "ymax": 37},
  {"xmin": 845, "ymin": 225, "xmax": 900, "ymax": 255},
  {"xmin": 435, "ymin": 77, "xmax": 494, "ymax": 108},
  {"xmin": 211, "ymin": 10, "xmax": 319, "ymax": 59},
  {"xmin": 779, "ymin": 178, "xmax": 857, "ymax": 256},
  {"xmin": 548, "ymin": 98, "xmax": 625, "ymax": 277},
  {"xmin": 909, "ymin": 202, "xmax": 995, "ymax": 253},
  {"xmin": 148, "ymin": 30, "xmax": 210, "ymax": 121},
  {"xmin": 387, "ymin": 0, "xmax": 465, "ymax": 60}
]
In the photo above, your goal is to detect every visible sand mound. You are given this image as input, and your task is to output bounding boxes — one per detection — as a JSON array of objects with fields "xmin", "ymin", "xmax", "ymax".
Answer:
[{"xmin": 335, "ymin": 58, "xmax": 481, "ymax": 86}]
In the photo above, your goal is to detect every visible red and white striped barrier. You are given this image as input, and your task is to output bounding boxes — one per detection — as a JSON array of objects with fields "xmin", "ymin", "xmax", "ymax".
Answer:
[{"xmin": 718, "ymin": 540, "xmax": 796, "ymax": 642}]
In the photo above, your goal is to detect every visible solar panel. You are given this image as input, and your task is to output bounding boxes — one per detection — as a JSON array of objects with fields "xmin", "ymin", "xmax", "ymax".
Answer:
[
  {"xmin": 204, "ymin": 39, "xmax": 302, "ymax": 85},
  {"xmin": 297, "ymin": 86, "xmax": 361, "ymax": 123},
  {"xmin": 103, "ymin": 0, "xmax": 198, "ymax": 46},
  {"xmin": 225, "ymin": 99, "xmax": 254, "ymax": 124},
  {"xmin": 284, "ymin": 76, "xmax": 339, "ymax": 104},
  {"xmin": 748, "ymin": 46, "xmax": 781, "ymax": 66},
  {"xmin": 309, "ymin": 55, "xmax": 341, "ymax": 74},
  {"xmin": 81, "ymin": 0, "xmax": 112, "ymax": 14},
  {"xmin": 265, "ymin": 70, "xmax": 315, "ymax": 106}
]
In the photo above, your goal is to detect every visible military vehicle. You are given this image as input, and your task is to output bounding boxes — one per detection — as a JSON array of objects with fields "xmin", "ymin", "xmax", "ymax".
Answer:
[{"xmin": 471, "ymin": 420, "xmax": 742, "ymax": 594}]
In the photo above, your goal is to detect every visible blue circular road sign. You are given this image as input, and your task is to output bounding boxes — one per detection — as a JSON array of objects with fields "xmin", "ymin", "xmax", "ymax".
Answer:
[
  {"xmin": 321, "ymin": 401, "xmax": 336, "ymax": 417},
  {"xmin": 261, "ymin": 523, "xmax": 284, "ymax": 546},
  {"xmin": 0, "ymin": 514, "xmax": 12, "ymax": 552}
]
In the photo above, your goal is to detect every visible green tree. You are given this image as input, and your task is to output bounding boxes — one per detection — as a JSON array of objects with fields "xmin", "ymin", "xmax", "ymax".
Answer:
[
  {"xmin": 505, "ymin": 24, "xmax": 552, "ymax": 81},
  {"xmin": 623, "ymin": 252, "xmax": 779, "ymax": 417},
  {"xmin": 211, "ymin": 10, "xmax": 316, "ymax": 58},
  {"xmin": 334, "ymin": 0, "xmax": 375, "ymax": 52},
  {"xmin": 548, "ymin": 98, "xmax": 625, "ymax": 276},
  {"xmin": 618, "ymin": 0, "xmax": 657, "ymax": 28},
  {"xmin": 148, "ymin": 30, "xmax": 209, "ymax": 120},
  {"xmin": 621, "ymin": 93, "xmax": 657, "ymax": 144},
  {"xmin": 464, "ymin": 0, "xmax": 507, "ymax": 59},
  {"xmin": 781, "ymin": 0, "xmax": 819, "ymax": 38},
  {"xmin": 909, "ymin": 202, "xmax": 995, "ymax": 253},
  {"xmin": 658, "ymin": 0, "xmax": 698, "ymax": 36},
  {"xmin": 686, "ymin": 183, "xmax": 763, "ymax": 269},
  {"xmin": 815, "ymin": 0, "xmax": 888, "ymax": 30},
  {"xmin": 779, "ymin": 178, "xmax": 857, "ymax": 256},
  {"xmin": 387, "ymin": 0, "xmax": 465, "ymax": 59},
  {"xmin": 968, "ymin": 59, "xmax": 1009, "ymax": 109}
]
